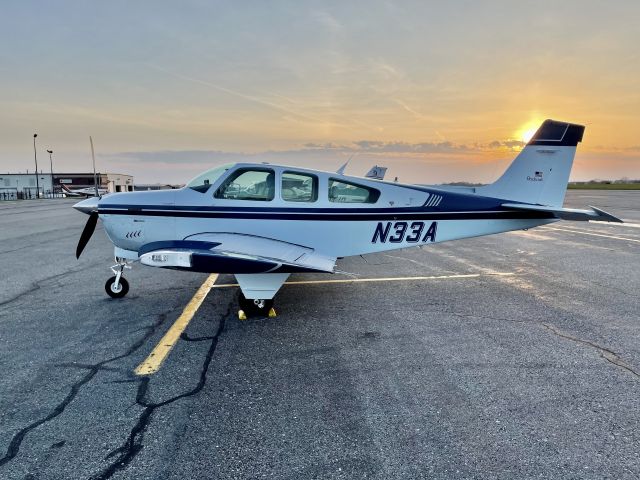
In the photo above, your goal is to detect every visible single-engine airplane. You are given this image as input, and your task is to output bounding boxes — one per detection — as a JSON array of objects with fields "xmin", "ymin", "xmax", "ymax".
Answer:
[
  {"xmin": 74, "ymin": 119, "xmax": 621, "ymax": 318},
  {"xmin": 61, "ymin": 183, "xmax": 109, "ymax": 197}
]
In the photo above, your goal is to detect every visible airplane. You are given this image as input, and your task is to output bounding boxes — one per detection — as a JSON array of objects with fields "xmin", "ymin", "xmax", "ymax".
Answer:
[
  {"xmin": 61, "ymin": 183, "xmax": 109, "ymax": 197},
  {"xmin": 73, "ymin": 119, "xmax": 622, "ymax": 319}
]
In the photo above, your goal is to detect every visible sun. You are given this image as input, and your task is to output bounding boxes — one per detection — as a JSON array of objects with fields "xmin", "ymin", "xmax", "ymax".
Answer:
[
  {"xmin": 520, "ymin": 126, "xmax": 538, "ymax": 143},
  {"xmin": 517, "ymin": 120, "xmax": 542, "ymax": 143}
]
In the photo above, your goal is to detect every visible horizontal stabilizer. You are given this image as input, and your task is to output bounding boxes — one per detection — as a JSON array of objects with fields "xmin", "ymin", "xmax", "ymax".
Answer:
[
  {"xmin": 365, "ymin": 165, "xmax": 387, "ymax": 180},
  {"xmin": 502, "ymin": 203, "xmax": 623, "ymax": 223}
]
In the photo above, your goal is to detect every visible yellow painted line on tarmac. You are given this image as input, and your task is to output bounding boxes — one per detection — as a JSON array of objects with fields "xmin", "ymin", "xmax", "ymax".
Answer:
[
  {"xmin": 592, "ymin": 220, "xmax": 640, "ymax": 229},
  {"xmin": 134, "ymin": 274, "xmax": 218, "ymax": 376},
  {"xmin": 211, "ymin": 272, "xmax": 516, "ymax": 289},
  {"xmin": 541, "ymin": 226, "xmax": 640, "ymax": 244}
]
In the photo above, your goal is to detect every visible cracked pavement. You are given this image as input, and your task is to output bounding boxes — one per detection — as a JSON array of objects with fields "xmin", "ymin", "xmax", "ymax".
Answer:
[{"xmin": 0, "ymin": 191, "xmax": 639, "ymax": 479}]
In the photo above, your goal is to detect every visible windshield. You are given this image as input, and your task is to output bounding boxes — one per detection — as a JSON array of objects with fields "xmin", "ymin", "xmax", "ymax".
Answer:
[{"xmin": 186, "ymin": 164, "xmax": 234, "ymax": 193}]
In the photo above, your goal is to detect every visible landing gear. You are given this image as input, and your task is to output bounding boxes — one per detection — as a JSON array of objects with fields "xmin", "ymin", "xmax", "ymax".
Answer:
[
  {"xmin": 237, "ymin": 291, "xmax": 277, "ymax": 320},
  {"xmin": 105, "ymin": 258, "xmax": 132, "ymax": 298},
  {"xmin": 105, "ymin": 276, "xmax": 129, "ymax": 298}
]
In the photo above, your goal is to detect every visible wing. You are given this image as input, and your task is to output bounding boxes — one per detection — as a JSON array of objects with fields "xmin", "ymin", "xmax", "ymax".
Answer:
[
  {"xmin": 501, "ymin": 203, "xmax": 623, "ymax": 223},
  {"xmin": 137, "ymin": 233, "xmax": 336, "ymax": 274}
]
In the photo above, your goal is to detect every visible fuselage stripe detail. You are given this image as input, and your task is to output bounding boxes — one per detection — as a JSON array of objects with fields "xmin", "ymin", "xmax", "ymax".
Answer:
[
  {"xmin": 423, "ymin": 194, "xmax": 442, "ymax": 208},
  {"xmin": 98, "ymin": 208, "xmax": 554, "ymax": 221},
  {"xmin": 99, "ymin": 204, "xmax": 508, "ymax": 214}
]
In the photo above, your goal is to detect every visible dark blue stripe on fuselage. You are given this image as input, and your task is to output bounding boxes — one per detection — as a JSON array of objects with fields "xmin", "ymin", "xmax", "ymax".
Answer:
[
  {"xmin": 99, "ymin": 204, "xmax": 500, "ymax": 214},
  {"xmin": 99, "ymin": 206, "xmax": 554, "ymax": 221}
]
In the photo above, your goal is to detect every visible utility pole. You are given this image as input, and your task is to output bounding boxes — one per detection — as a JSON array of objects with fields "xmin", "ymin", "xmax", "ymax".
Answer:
[
  {"xmin": 47, "ymin": 149, "xmax": 54, "ymax": 196},
  {"xmin": 33, "ymin": 133, "xmax": 39, "ymax": 198}
]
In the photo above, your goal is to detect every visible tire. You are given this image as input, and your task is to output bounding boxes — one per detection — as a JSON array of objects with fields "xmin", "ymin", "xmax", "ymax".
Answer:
[{"xmin": 105, "ymin": 276, "xmax": 129, "ymax": 298}]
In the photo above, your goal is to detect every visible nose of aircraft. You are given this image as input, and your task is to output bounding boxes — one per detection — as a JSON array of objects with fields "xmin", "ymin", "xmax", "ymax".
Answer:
[{"xmin": 73, "ymin": 197, "xmax": 99, "ymax": 215}]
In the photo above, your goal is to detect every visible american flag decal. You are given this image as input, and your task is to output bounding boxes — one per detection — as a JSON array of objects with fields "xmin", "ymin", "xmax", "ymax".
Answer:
[{"xmin": 534, "ymin": 171, "xmax": 543, "ymax": 179}]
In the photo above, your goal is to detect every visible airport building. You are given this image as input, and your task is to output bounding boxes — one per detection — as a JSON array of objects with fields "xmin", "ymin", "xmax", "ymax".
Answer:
[{"xmin": 0, "ymin": 172, "xmax": 134, "ymax": 199}]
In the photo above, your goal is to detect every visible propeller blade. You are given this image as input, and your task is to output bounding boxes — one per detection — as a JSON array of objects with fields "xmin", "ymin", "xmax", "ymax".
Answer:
[{"xmin": 76, "ymin": 212, "xmax": 98, "ymax": 259}]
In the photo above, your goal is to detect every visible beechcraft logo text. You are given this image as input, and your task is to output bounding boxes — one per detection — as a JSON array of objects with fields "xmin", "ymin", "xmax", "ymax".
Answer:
[{"xmin": 527, "ymin": 171, "xmax": 544, "ymax": 182}]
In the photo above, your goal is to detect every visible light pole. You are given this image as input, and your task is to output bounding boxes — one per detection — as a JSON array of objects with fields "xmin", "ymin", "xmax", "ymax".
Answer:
[
  {"xmin": 33, "ymin": 133, "xmax": 39, "ymax": 198},
  {"xmin": 47, "ymin": 149, "xmax": 54, "ymax": 196}
]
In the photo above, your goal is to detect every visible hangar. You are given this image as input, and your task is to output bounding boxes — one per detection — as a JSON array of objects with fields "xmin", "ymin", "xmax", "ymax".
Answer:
[{"xmin": 0, "ymin": 172, "xmax": 134, "ymax": 199}]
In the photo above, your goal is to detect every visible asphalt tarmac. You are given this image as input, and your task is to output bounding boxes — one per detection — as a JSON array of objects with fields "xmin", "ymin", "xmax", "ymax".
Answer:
[{"xmin": 0, "ymin": 191, "xmax": 638, "ymax": 479}]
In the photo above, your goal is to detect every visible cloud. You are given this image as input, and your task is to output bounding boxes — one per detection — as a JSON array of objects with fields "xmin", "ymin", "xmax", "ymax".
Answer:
[
  {"xmin": 99, "ymin": 140, "xmax": 639, "ymax": 185},
  {"xmin": 302, "ymin": 142, "xmax": 344, "ymax": 150},
  {"xmin": 588, "ymin": 144, "xmax": 640, "ymax": 153},
  {"xmin": 487, "ymin": 140, "xmax": 525, "ymax": 149},
  {"xmin": 145, "ymin": 64, "xmax": 341, "ymax": 128},
  {"xmin": 353, "ymin": 140, "xmax": 465, "ymax": 153},
  {"xmin": 104, "ymin": 137, "xmax": 527, "ymax": 167},
  {"xmin": 311, "ymin": 11, "xmax": 343, "ymax": 32},
  {"xmin": 106, "ymin": 150, "xmax": 248, "ymax": 165}
]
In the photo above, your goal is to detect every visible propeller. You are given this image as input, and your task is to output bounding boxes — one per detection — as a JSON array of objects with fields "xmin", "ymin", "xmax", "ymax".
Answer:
[
  {"xmin": 76, "ymin": 211, "xmax": 99, "ymax": 259},
  {"xmin": 74, "ymin": 136, "xmax": 101, "ymax": 259}
]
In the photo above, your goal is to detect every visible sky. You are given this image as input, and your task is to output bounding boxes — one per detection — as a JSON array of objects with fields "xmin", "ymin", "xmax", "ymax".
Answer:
[{"xmin": 0, "ymin": 0, "xmax": 639, "ymax": 184}]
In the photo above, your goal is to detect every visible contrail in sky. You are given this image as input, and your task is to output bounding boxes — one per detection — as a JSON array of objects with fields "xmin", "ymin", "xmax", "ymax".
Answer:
[{"xmin": 146, "ymin": 63, "xmax": 342, "ymax": 127}]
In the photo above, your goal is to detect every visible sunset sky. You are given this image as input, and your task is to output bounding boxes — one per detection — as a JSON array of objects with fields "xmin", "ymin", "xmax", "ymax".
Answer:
[{"xmin": 1, "ymin": 1, "xmax": 638, "ymax": 184}]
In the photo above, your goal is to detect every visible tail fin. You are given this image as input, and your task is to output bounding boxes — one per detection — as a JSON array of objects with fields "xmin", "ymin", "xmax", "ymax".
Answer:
[
  {"xmin": 364, "ymin": 165, "xmax": 387, "ymax": 180},
  {"xmin": 478, "ymin": 119, "xmax": 585, "ymax": 207}
]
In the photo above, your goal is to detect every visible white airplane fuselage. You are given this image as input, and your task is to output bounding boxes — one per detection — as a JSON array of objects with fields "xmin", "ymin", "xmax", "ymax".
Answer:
[{"xmin": 96, "ymin": 164, "xmax": 556, "ymax": 260}]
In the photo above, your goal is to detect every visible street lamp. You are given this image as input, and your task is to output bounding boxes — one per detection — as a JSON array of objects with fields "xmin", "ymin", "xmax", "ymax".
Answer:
[
  {"xmin": 47, "ymin": 149, "xmax": 54, "ymax": 196},
  {"xmin": 33, "ymin": 133, "xmax": 39, "ymax": 198}
]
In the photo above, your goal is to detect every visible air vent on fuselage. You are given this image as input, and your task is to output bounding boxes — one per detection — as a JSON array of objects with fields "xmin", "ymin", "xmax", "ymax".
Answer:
[{"xmin": 424, "ymin": 194, "xmax": 443, "ymax": 207}]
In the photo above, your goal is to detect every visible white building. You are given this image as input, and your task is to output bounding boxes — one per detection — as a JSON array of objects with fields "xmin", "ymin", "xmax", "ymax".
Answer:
[
  {"xmin": 0, "ymin": 172, "xmax": 134, "ymax": 199},
  {"xmin": 102, "ymin": 173, "xmax": 134, "ymax": 193},
  {"xmin": 0, "ymin": 172, "xmax": 52, "ymax": 199}
]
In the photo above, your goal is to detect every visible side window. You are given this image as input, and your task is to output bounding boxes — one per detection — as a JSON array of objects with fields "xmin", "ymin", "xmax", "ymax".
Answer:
[
  {"xmin": 328, "ymin": 178, "xmax": 380, "ymax": 204},
  {"xmin": 282, "ymin": 172, "xmax": 318, "ymax": 202},
  {"xmin": 215, "ymin": 169, "xmax": 275, "ymax": 201}
]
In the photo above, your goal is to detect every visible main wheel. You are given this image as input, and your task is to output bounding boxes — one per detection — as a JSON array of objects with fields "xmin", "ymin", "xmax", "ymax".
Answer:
[{"xmin": 105, "ymin": 276, "xmax": 129, "ymax": 298}]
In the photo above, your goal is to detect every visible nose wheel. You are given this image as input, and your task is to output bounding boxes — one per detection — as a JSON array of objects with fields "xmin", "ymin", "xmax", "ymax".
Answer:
[
  {"xmin": 105, "ymin": 258, "xmax": 132, "ymax": 298},
  {"xmin": 105, "ymin": 276, "xmax": 129, "ymax": 298},
  {"xmin": 237, "ymin": 292, "xmax": 276, "ymax": 320}
]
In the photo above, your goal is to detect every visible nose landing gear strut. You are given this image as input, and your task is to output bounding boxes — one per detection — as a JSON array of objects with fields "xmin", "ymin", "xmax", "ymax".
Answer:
[{"xmin": 105, "ymin": 258, "xmax": 132, "ymax": 298}]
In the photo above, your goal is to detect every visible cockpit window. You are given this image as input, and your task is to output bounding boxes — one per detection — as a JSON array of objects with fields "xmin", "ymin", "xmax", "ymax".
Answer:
[
  {"xmin": 215, "ymin": 169, "xmax": 275, "ymax": 201},
  {"xmin": 328, "ymin": 178, "xmax": 380, "ymax": 203},
  {"xmin": 187, "ymin": 164, "xmax": 234, "ymax": 193}
]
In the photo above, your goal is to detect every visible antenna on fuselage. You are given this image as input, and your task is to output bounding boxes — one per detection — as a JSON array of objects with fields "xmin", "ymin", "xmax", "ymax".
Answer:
[
  {"xmin": 90, "ymin": 136, "xmax": 99, "ymax": 198},
  {"xmin": 336, "ymin": 154, "xmax": 356, "ymax": 175}
]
